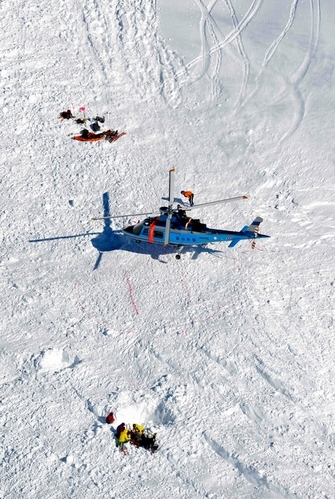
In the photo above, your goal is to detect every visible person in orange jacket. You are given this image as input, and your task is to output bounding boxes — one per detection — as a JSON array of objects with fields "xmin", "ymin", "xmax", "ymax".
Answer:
[{"xmin": 181, "ymin": 190, "xmax": 194, "ymax": 206}]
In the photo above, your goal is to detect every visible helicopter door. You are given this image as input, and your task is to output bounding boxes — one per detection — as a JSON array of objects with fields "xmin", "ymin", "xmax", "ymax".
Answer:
[{"xmin": 142, "ymin": 227, "xmax": 164, "ymax": 242}]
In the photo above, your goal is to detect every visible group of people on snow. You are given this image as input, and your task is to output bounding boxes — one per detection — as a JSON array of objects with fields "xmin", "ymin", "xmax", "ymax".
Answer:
[
  {"xmin": 59, "ymin": 109, "xmax": 120, "ymax": 141},
  {"xmin": 106, "ymin": 413, "xmax": 158, "ymax": 454},
  {"xmin": 115, "ymin": 422, "xmax": 158, "ymax": 454}
]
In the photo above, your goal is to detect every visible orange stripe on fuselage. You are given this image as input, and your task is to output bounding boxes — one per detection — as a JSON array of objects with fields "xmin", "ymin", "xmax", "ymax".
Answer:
[{"xmin": 148, "ymin": 218, "xmax": 157, "ymax": 243}]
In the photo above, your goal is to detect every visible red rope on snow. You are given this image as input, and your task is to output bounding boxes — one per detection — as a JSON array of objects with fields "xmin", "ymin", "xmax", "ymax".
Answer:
[{"xmin": 125, "ymin": 270, "xmax": 139, "ymax": 315}]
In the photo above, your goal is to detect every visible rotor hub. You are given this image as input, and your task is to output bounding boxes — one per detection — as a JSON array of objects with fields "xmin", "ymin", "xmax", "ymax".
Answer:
[{"xmin": 159, "ymin": 206, "xmax": 175, "ymax": 215}]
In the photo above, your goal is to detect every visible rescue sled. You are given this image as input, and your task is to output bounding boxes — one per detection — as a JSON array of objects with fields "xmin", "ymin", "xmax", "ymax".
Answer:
[
  {"xmin": 73, "ymin": 132, "xmax": 106, "ymax": 142},
  {"xmin": 72, "ymin": 130, "xmax": 126, "ymax": 143}
]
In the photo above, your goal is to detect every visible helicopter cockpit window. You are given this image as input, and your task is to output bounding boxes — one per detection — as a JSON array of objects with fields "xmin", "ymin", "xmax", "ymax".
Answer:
[{"xmin": 132, "ymin": 222, "xmax": 144, "ymax": 235}]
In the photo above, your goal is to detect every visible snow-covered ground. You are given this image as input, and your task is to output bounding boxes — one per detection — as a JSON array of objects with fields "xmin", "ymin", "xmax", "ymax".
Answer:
[{"xmin": 1, "ymin": 0, "xmax": 335, "ymax": 497}]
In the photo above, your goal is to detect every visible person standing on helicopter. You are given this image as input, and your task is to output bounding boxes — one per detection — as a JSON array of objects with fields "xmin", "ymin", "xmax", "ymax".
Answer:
[{"xmin": 181, "ymin": 190, "xmax": 194, "ymax": 206}]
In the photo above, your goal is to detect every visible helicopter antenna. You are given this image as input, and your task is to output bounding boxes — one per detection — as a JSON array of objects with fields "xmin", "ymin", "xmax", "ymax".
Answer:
[{"xmin": 164, "ymin": 168, "xmax": 175, "ymax": 246}]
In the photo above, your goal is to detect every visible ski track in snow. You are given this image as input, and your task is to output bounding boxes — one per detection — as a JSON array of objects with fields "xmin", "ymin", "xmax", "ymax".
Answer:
[
  {"xmin": 193, "ymin": 0, "xmax": 224, "ymax": 102},
  {"xmin": 169, "ymin": 0, "xmax": 320, "ymax": 143},
  {"xmin": 239, "ymin": 0, "xmax": 301, "ymax": 110},
  {"xmin": 174, "ymin": 0, "xmax": 263, "ymax": 81},
  {"xmin": 192, "ymin": 0, "xmax": 251, "ymax": 106},
  {"xmin": 204, "ymin": 432, "xmax": 296, "ymax": 499},
  {"xmin": 223, "ymin": 0, "xmax": 251, "ymax": 108},
  {"xmin": 238, "ymin": 0, "xmax": 321, "ymax": 144},
  {"xmin": 111, "ymin": 0, "xmax": 185, "ymax": 106},
  {"xmin": 279, "ymin": 0, "xmax": 321, "ymax": 143}
]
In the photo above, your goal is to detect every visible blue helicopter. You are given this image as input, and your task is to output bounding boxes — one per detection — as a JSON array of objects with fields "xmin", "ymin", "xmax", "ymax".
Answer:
[{"xmin": 92, "ymin": 169, "xmax": 270, "ymax": 259}]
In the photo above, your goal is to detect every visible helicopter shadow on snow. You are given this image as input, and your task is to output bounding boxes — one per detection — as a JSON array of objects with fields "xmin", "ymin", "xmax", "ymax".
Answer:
[
  {"xmin": 28, "ymin": 193, "xmax": 223, "ymax": 270},
  {"xmin": 28, "ymin": 223, "xmax": 222, "ymax": 269},
  {"xmin": 91, "ymin": 228, "xmax": 223, "ymax": 266}
]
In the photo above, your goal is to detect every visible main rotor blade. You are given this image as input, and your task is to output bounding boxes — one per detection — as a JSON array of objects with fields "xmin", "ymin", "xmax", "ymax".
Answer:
[
  {"xmin": 185, "ymin": 195, "xmax": 248, "ymax": 211},
  {"xmin": 92, "ymin": 211, "xmax": 154, "ymax": 221},
  {"xmin": 164, "ymin": 214, "xmax": 171, "ymax": 246},
  {"xmin": 168, "ymin": 168, "xmax": 175, "ymax": 207}
]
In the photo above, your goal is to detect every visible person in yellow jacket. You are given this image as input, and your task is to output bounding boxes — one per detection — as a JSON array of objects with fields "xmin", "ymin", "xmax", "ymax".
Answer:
[
  {"xmin": 116, "ymin": 427, "xmax": 131, "ymax": 452},
  {"xmin": 181, "ymin": 190, "xmax": 194, "ymax": 206},
  {"xmin": 133, "ymin": 423, "xmax": 145, "ymax": 433},
  {"xmin": 130, "ymin": 423, "xmax": 145, "ymax": 447}
]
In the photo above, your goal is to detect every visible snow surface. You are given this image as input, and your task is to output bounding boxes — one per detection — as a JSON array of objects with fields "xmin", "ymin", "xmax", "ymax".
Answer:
[{"xmin": 1, "ymin": 0, "xmax": 335, "ymax": 497}]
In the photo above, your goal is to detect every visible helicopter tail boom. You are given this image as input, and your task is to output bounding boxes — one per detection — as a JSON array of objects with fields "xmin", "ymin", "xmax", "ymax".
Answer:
[{"xmin": 228, "ymin": 217, "xmax": 268, "ymax": 247}]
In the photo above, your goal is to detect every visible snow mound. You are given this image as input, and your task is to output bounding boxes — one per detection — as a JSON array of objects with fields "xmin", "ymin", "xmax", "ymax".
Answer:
[
  {"xmin": 35, "ymin": 348, "xmax": 80, "ymax": 373},
  {"xmin": 113, "ymin": 390, "xmax": 175, "ymax": 428}
]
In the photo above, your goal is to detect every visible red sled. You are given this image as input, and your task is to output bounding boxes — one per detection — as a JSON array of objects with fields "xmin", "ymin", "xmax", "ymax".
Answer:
[
  {"xmin": 72, "ymin": 130, "xmax": 126, "ymax": 143},
  {"xmin": 73, "ymin": 131, "xmax": 105, "ymax": 142}
]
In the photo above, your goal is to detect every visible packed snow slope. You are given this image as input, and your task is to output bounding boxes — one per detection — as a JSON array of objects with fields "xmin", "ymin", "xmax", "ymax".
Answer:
[{"xmin": 1, "ymin": 0, "xmax": 335, "ymax": 498}]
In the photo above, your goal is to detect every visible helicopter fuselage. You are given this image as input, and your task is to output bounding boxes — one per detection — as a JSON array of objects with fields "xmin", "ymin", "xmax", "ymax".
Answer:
[
  {"xmin": 122, "ymin": 212, "xmax": 270, "ymax": 247},
  {"xmin": 92, "ymin": 169, "xmax": 269, "ymax": 257}
]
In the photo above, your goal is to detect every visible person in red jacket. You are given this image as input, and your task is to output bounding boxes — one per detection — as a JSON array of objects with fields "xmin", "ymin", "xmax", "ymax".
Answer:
[
  {"xmin": 181, "ymin": 190, "xmax": 194, "ymax": 206},
  {"xmin": 106, "ymin": 412, "xmax": 115, "ymax": 424}
]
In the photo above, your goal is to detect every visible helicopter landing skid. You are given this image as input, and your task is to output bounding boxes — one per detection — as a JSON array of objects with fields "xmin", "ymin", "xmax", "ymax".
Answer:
[{"xmin": 175, "ymin": 245, "xmax": 184, "ymax": 260}]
